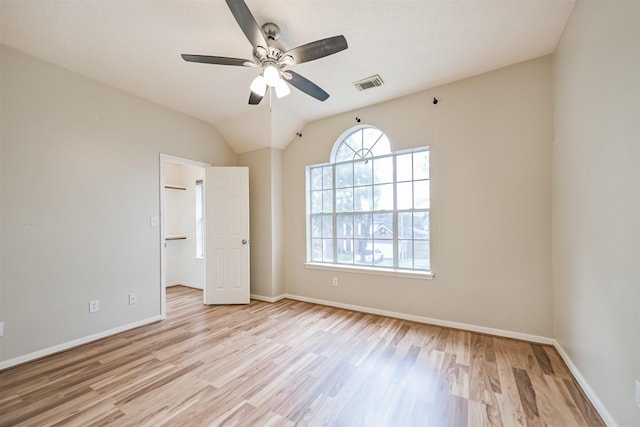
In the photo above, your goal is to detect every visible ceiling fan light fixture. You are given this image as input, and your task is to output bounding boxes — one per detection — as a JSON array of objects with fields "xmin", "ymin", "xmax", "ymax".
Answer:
[
  {"xmin": 254, "ymin": 46, "xmax": 267, "ymax": 61},
  {"xmin": 280, "ymin": 55, "xmax": 294, "ymax": 66},
  {"xmin": 263, "ymin": 64, "xmax": 280, "ymax": 87},
  {"xmin": 250, "ymin": 75, "xmax": 267, "ymax": 96},
  {"xmin": 274, "ymin": 79, "xmax": 291, "ymax": 98}
]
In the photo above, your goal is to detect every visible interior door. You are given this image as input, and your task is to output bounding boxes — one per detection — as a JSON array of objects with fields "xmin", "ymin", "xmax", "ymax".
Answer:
[{"xmin": 205, "ymin": 166, "xmax": 250, "ymax": 305}]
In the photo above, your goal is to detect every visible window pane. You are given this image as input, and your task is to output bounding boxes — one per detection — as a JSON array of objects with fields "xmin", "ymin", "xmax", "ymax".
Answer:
[
  {"xmin": 414, "ymin": 240, "xmax": 430, "ymax": 271},
  {"xmin": 413, "ymin": 179, "xmax": 430, "ymax": 209},
  {"xmin": 337, "ymin": 214, "xmax": 353, "ymax": 237},
  {"xmin": 343, "ymin": 131, "xmax": 362, "ymax": 159},
  {"xmin": 336, "ymin": 188, "xmax": 353, "ymax": 212},
  {"xmin": 398, "ymin": 212, "xmax": 412, "ymax": 238},
  {"xmin": 397, "ymin": 182, "xmax": 413, "ymax": 210},
  {"xmin": 398, "ymin": 240, "xmax": 413, "ymax": 269},
  {"xmin": 322, "ymin": 189, "xmax": 333, "ymax": 212},
  {"xmin": 311, "ymin": 239, "xmax": 323, "ymax": 262},
  {"xmin": 373, "ymin": 157, "xmax": 393, "ymax": 184},
  {"xmin": 374, "ymin": 239, "xmax": 391, "ymax": 266},
  {"xmin": 335, "ymin": 163, "xmax": 353, "ymax": 188},
  {"xmin": 310, "ymin": 167, "xmax": 323, "ymax": 190},
  {"xmin": 337, "ymin": 239, "xmax": 353, "ymax": 264},
  {"xmin": 354, "ymin": 239, "xmax": 372, "ymax": 265},
  {"xmin": 373, "ymin": 213, "xmax": 393, "ymax": 239},
  {"xmin": 354, "ymin": 214, "xmax": 372, "ymax": 238},
  {"xmin": 311, "ymin": 215, "xmax": 322, "ymax": 238},
  {"xmin": 335, "ymin": 144, "xmax": 351, "ymax": 162},
  {"xmin": 396, "ymin": 154, "xmax": 412, "ymax": 182},
  {"xmin": 322, "ymin": 215, "xmax": 333, "ymax": 238},
  {"xmin": 323, "ymin": 239, "xmax": 334, "ymax": 262},
  {"xmin": 414, "ymin": 150, "xmax": 429, "ymax": 180},
  {"xmin": 195, "ymin": 181, "xmax": 204, "ymax": 258},
  {"xmin": 311, "ymin": 190, "xmax": 323, "ymax": 213},
  {"xmin": 362, "ymin": 127, "xmax": 383, "ymax": 149},
  {"xmin": 373, "ymin": 184, "xmax": 393, "ymax": 211},
  {"xmin": 354, "ymin": 186, "xmax": 372, "ymax": 211},
  {"xmin": 370, "ymin": 134, "xmax": 391, "ymax": 157},
  {"xmin": 354, "ymin": 160, "xmax": 372, "ymax": 185},
  {"xmin": 414, "ymin": 211, "xmax": 429, "ymax": 238},
  {"xmin": 323, "ymin": 166, "xmax": 333, "ymax": 189}
]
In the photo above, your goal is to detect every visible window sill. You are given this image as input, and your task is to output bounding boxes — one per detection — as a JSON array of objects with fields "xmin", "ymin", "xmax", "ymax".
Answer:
[{"xmin": 304, "ymin": 262, "xmax": 434, "ymax": 280}]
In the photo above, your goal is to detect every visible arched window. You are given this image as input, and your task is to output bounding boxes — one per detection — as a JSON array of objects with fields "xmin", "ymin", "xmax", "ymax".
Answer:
[
  {"xmin": 331, "ymin": 126, "xmax": 391, "ymax": 162},
  {"xmin": 306, "ymin": 125, "xmax": 431, "ymax": 274}
]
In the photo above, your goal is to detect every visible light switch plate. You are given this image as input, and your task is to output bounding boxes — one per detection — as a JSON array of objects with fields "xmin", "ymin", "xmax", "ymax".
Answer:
[
  {"xmin": 0, "ymin": 321, "xmax": 4, "ymax": 337},
  {"xmin": 635, "ymin": 380, "xmax": 640, "ymax": 408},
  {"xmin": 150, "ymin": 216, "xmax": 159, "ymax": 227}
]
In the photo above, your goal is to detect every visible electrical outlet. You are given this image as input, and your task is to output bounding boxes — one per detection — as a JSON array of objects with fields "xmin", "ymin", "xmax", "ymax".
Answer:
[
  {"xmin": 89, "ymin": 300, "xmax": 99, "ymax": 313},
  {"xmin": 129, "ymin": 293, "xmax": 137, "ymax": 305},
  {"xmin": 332, "ymin": 277, "xmax": 339, "ymax": 287},
  {"xmin": 635, "ymin": 380, "xmax": 640, "ymax": 408}
]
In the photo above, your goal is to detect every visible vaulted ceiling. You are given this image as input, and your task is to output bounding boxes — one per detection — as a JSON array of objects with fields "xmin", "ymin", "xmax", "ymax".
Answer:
[{"xmin": 0, "ymin": 0, "xmax": 575, "ymax": 153}]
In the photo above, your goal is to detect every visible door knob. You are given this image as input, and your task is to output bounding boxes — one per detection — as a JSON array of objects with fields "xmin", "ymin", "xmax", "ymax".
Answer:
[{"xmin": 242, "ymin": 239, "xmax": 249, "ymax": 245}]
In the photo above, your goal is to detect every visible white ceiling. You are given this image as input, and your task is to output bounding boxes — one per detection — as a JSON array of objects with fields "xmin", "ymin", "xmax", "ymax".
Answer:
[{"xmin": 0, "ymin": 0, "xmax": 575, "ymax": 153}]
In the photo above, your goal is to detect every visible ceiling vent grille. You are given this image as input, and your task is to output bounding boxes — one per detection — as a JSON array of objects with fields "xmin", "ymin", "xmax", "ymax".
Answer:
[{"xmin": 353, "ymin": 75, "xmax": 384, "ymax": 91}]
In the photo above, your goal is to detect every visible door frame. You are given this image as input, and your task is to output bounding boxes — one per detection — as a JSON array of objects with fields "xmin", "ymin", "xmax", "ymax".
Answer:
[{"xmin": 159, "ymin": 154, "xmax": 210, "ymax": 319}]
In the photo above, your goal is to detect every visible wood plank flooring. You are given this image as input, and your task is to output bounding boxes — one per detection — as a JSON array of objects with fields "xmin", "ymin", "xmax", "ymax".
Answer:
[{"xmin": 1, "ymin": 286, "xmax": 605, "ymax": 426}]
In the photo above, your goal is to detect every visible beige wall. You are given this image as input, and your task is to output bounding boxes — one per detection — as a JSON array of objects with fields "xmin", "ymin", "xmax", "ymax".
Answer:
[
  {"xmin": 270, "ymin": 148, "xmax": 285, "ymax": 298},
  {"xmin": 238, "ymin": 147, "xmax": 284, "ymax": 299},
  {"xmin": 283, "ymin": 56, "xmax": 553, "ymax": 337},
  {"xmin": 0, "ymin": 45, "xmax": 236, "ymax": 363},
  {"xmin": 552, "ymin": 0, "xmax": 640, "ymax": 425}
]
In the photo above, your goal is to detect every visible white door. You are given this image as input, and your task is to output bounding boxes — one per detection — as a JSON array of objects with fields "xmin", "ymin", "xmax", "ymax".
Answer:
[{"xmin": 205, "ymin": 167, "xmax": 250, "ymax": 304}]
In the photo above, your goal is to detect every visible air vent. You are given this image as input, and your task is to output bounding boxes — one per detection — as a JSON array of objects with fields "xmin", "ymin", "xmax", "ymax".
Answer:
[{"xmin": 353, "ymin": 75, "xmax": 384, "ymax": 91}]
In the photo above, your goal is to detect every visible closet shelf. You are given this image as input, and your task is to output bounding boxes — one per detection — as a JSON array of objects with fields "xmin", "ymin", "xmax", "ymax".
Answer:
[
  {"xmin": 165, "ymin": 185, "xmax": 187, "ymax": 190},
  {"xmin": 165, "ymin": 235, "xmax": 187, "ymax": 241}
]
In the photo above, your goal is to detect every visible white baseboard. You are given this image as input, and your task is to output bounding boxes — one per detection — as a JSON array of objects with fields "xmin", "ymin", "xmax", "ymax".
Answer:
[
  {"xmin": 250, "ymin": 293, "xmax": 286, "ymax": 303},
  {"xmin": 282, "ymin": 293, "xmax": 554, "ymax": 345},
  {"xmin": 0, "ymin": 315, "xmax": 162, "ymax": 371},
  {"xmin": 553, "ymin": 340, "xmax": 617, "ymax": 427},
  {"xmin": 167, "ymin": 282, "xmax": 203, "ymax": 290}
]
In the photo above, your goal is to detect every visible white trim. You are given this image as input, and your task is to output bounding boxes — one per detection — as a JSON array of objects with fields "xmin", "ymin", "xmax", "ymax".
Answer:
[
  {"xmin": 250, "ymin": 293, "xmax": 286, "ymax": 303},
  {"xmin": 160, "ymin": 154, "xmax": 211, "ymax": 169},
  {"xmin": 0, "ymin": 316, "xmax": 162, "ymax": 371},
  {"xmin": 305, "ymin": 262, "xmax": 434, "ymax": 280},
  {"xmin": 282, "ymin": 293, "xmax": 553, "ymax": 345},
  {"xmin": 552, "ymin": 340, "xmax": 618, "ymax": 427}
]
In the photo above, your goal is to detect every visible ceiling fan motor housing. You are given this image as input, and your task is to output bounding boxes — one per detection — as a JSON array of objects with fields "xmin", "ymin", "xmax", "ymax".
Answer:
[{"xmin": 261, "ymin": 22, "xmax": 281, "ymax": 41}]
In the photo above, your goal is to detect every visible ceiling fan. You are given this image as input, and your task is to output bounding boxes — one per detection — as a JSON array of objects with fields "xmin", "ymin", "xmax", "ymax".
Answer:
[{"xmin": 181, "ymin": 0, "xmax": 348, "ymax": 105}]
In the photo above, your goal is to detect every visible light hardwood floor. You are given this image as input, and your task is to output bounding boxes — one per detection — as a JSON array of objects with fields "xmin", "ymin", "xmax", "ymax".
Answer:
[{"xmin": 1, "ymin": 286, "xmax": 605, "ymax": 426}]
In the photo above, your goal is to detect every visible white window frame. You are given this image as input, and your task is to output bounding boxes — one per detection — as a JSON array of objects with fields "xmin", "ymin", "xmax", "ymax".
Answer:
[{"xmin": 305, "ymin": 125, "xmax": 432, "ymax": 278}]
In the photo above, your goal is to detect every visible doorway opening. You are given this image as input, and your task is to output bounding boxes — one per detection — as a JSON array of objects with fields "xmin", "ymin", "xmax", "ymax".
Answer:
[{"xmin": 160, "ymin": 154, "xmax": 209, "ymax": 319}]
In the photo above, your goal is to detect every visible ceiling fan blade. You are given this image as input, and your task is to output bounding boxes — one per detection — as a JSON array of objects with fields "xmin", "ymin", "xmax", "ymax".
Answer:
[
  {"xmin": 285, "ymin": 71, "xmax": 330, "ymax": 101},
  {"xmin": 225, "ymin": 0, "xmax": 268, "ymax": 49},
  {"xmin": 181, "ymin": 54, "xmax": 254, "ymax": 67},
  {"xmin": 284, "ymin": 35, "xmax": 348, "ymax": 65},
  {"xmin": 249, "ymin": 91, "xmax": 263, "ymax": 105}
]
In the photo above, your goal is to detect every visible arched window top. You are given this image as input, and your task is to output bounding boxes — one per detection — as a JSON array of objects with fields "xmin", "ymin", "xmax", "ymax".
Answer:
[{"xmin": 331, "ymin": 125, "xmax": 391, "ymax": 163}]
